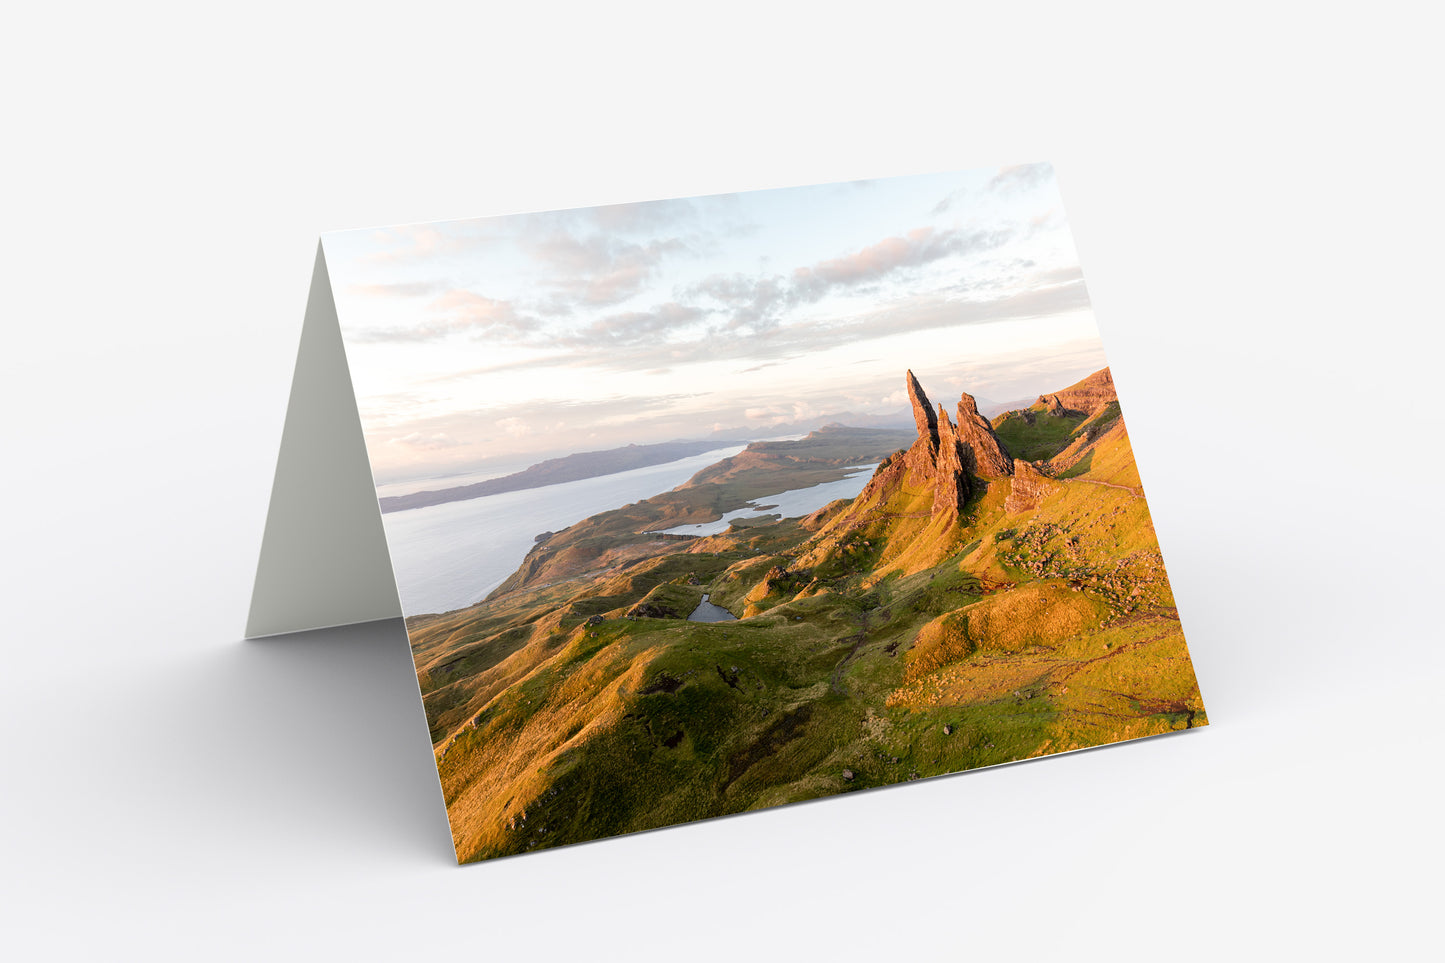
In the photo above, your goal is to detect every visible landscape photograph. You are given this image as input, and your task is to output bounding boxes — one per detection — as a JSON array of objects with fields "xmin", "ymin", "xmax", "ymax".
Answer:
[{"xmin": 323, "ymin": 167, "xmax": 1206, "ymax": 863}]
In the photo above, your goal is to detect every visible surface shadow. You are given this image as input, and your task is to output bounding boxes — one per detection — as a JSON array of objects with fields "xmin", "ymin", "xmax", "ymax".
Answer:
[{"xmin": 227, "ymin": 619, "xmax": 456, "ymax": 863}]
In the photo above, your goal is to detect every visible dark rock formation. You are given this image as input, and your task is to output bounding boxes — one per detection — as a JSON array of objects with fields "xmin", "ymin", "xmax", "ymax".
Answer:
[{"xmin": 956, "ymin": 391, "xmax": 1013, "ymax": 477}]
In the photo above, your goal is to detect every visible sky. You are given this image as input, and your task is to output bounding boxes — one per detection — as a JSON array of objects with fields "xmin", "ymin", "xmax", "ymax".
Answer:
[{"xmin": 324, "ymin": 164, "xmax": 1109, "ymax": 485}]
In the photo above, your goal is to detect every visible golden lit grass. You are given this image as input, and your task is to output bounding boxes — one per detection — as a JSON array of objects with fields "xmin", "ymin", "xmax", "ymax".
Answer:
[
  {"xmin": 904, "ymin": 583, "xmax": 1107, "ymax": 682},
  {"xmin": 1068, "ymin": 419, "xmax": 1141, "ymax": 490},
  {"xmin": 405, "ymin": 383, "xmax": 1205, "ymax": 862},
  {"xmin": 441, "ymin": 634, "xmax": 666, "ymax": 862},
  {"xmin": 799, "ymin": 461, "xmax": 972, "ymax": 583},
  {"xmin": 707, "ymin": 554, "xmax": 788, "ymax": 614}
]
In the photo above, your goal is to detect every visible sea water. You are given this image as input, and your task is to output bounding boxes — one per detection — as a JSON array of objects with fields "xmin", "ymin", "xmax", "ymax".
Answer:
[
  {"xmin": 382, "ymin": 448, "xmax": 878, "ymax": 617},
  {"xmin": 648, "ymin": 466, "xmax": 875, "ymax": 537}
]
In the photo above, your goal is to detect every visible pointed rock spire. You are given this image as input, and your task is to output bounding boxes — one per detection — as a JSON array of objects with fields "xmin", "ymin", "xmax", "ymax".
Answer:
[
  {"xmin": 956, "ymin": 391, "xmax": 1013, "ymax": 477},
  {"xmin": 906, "ymin": 370, "xmax": 939, "ymax": 450},
  {"xmin": 896, "ymin": 371, "xmax": 970, "ymax": 517},
  {"xmin": 933, "ymin": 404, "xmax": 969, "ymax": 516}
]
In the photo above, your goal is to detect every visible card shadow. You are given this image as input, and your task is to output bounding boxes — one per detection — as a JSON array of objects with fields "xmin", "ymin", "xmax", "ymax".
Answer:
[{"xmin": 234, "ymin": 619, "xmax": 457, "ymax": 863}]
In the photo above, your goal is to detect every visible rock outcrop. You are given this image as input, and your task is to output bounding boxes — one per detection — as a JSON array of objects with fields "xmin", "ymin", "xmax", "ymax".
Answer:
[
  {"xmin": 626, "ymin": 601, "xmax": 681, "ymax": 619},
  {"xmin": 1005, "ymin": 459, "xmax": 1058, "ymax": 513},
  {"xmin": 903, "ymin": 370, "xmax": 941, "ymax": 478},
  {"xmin": 955, "ymin": 391, "xmax": 1013, "ymax": 477},
  {"xmin": 838, "ymin": 371, "xmax": 1038, "ymax": 527},
  {"xmin": 893, "ymin": 372, "xmax": 1018, "ymax": 518},
  {"xmin": 1036, "ymin": 368, "xmax": 1117, "ymax": 416},
  {"xmin": 933, "ymin": 404, "xmax": 969, "ymax": 518},
  {"xmin": 893, "ymin": 371, "xmax": 970, "ymax": 519},
  {"xmin": 906, "ymin": 370, "xmax": 939, "ymax": 444}
]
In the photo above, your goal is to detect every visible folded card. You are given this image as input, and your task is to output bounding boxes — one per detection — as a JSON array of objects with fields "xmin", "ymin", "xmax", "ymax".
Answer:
[{"xmin": 249, "ymin": 165, "xmax": 1207, "ymax": 863}]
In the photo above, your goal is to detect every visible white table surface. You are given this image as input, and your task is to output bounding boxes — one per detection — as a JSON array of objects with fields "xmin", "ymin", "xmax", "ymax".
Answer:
[{"xmin": 3, "ymin": 3, "xmax": 1439, "ymax": 959}]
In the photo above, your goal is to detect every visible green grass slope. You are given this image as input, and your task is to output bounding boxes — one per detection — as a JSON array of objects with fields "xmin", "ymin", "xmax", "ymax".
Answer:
[{"xmin": 407, "ymin": 374, "xmax": 1205, "ymax": 862}]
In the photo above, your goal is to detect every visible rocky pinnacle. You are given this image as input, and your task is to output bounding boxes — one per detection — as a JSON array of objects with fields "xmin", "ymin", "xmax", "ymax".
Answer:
[
  {"xmin": 899, "ymin": 372, "xmax": 967, "ymax": 517},
  {"xmin": 933, "ymin": 404, "xmax": 969, "ymax": 516},
  {"xmin": 956, "ymin": 391, "xmax": 1013, "ymax": 477},
  {"xmin": 906, "ymin": 369, "xmax": 939, "ymax": 452}
]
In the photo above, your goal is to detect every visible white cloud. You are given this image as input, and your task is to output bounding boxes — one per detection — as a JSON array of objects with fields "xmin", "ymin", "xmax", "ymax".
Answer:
[
  {"xmin": 496, "ymin": 417, "xmax": 529, "ymax": 438},
  {"xmin": 388, "ymin": 431, "xmax": 462, "ymax": 450}
]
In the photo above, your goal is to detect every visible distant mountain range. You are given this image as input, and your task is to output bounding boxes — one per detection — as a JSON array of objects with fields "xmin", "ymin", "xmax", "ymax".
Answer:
[{"xmin": 378, "ymin": 439, "xmax": 732, "ymax": 513}]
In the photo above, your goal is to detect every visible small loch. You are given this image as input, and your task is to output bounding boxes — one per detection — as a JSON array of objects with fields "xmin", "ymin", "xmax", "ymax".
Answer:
[{"xmin": 688, "ymin": 594, "xmax": 737, "ymax": 623}]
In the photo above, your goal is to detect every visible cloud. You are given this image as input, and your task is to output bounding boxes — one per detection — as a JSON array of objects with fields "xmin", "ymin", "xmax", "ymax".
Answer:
[
  {"xmin": 1029, "ymin": 208, "xmax": 1059, "ymax": 230},
  {"xmin": 932, "ymin": 189, "xmax": 963, "ymax": 215},
  {"xmin": 1030, "ymin": 265, "xmax": 1084, "ymax": 286},
  {"xmin": 792, "ymin": 227, "xmax": 1007, "ymax": 298},
  {"xmin": 829, "ymin": 278, "xmax": 1091, "ymax": 345},
  {"xmin": 496, "ymin": 417, "xmax": 528, "ymax": 438},
  {"xmin": 354, "ymin": 290, "xmax": 539, "ymax": 343},
  {"xmin": 686, "ymin": 226, "xmax": 1012, "ymax": 336},
  {"xmin": 349, "ymin": 215, "xmax": 1019, "ymax": 348},
  {"xmin": 530, "ymin": 233, "xmax": 690, "ymax": 307},
  {"xmin": 422, "ymin": 271, "xmax": 1092, "ymax": 383},
  {"xmin": 687, "ymin": 273, "xmax": 788, "ymax": 332},
  {"xmin": 988, "ymin": 162, "xmax": 1054, "ymax": 193},
  {"xmin": 355, "ymin": 222, "xmax": 500, "ymax": 265},
  {"xmin": 566, "ymin": 301, "xmax": 707, "ymax": 347},
  {"xmin": 348, "ymin": 281, "xmax": 448, "ymax": 298},
  {"xmin": 587, "ymin": 197, "xmax": 699, "ymax": 234},
  {"xmin": 741, "ymin": 402, "xmax": 824, "ymax": 425},
  {"xmin": 387, "ymin": 431, "xmax": 462, "ymax": 450}
]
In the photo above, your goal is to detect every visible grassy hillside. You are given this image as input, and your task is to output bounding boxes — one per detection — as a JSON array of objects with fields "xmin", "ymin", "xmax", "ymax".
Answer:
[{"xmin": 406, "ymin": 374, "xmax": 1205, "ymax": 863}]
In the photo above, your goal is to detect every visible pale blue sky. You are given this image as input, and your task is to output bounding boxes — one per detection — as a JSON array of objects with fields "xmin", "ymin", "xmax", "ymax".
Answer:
[{"xmin": 324, "ymin": 164, "xmax": 1107, "ymax": 484}]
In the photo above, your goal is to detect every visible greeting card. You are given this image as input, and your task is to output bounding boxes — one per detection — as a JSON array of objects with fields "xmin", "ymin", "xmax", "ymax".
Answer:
[{"xmin": 249, "ymin": 165, "xmax": 1207, "ymax": 863}]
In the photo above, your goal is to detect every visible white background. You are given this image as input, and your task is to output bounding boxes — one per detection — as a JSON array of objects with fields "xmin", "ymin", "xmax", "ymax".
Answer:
[{"xmin": 3, "ymin": 2, "xmax": 1440, "ymax": 959}]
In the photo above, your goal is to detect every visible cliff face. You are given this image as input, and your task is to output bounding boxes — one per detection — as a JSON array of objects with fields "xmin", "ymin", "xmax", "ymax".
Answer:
[
  {"xmin": 906, "ymin": 370, "xmax": 939, "ymax": 445},
  {"xmin": 1004, "ymin": 458, "xmax": 1057, "ymax": 513},
  {"xmin": 956, "ymin": 391, "xmax": 1013, "ymax": 477},
  {"xmin": 1037, "ymin": 368, "xmax": 1117, "ymax": 416}
]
